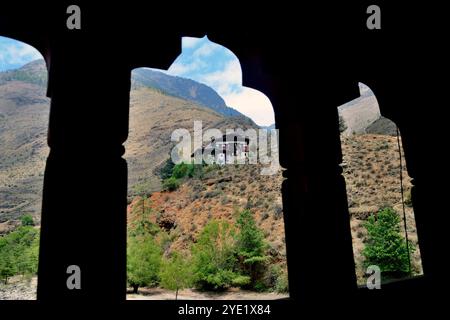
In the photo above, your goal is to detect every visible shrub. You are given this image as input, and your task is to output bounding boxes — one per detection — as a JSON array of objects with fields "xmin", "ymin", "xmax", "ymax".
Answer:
[
  {"xmin": 163, "ymin": 177, "xmax": 180, "ymax": 191},
  {"xmin": 172, "ymin": 162, "xmax": 192, "ymax": 179},
  {"xmin": 20, "ymin": 214, "xmax": 35, "ymax": 226},
  {"xmin": 191, "ymin": 220, "xmax": 249, "ymax": 290},
  {"xmin": 159, "ymin": 158, "xmax": 175, "ymax": 180},
  {"xmin": 127, "ymin": 234, "xmax": 162, "ymax": 293},
  {"xmin": 273, "ymin": 204, "xmax": 283, "ymax": 220},
  {"xmin": 275, "ymin": 269, "xmax": 289, "ymax": 293},
  {"xmin": 203, "ymin": 190, "xmax": 221, "ymax": 199},
  {"xmin": 363, "ymin": 207, "xmax": 414, "ymax": 279}
]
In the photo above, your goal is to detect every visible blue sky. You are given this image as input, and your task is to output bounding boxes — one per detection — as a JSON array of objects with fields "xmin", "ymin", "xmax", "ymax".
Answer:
[
  {"xmin": 0, "ymin": 35, "xmax": 275, "ymax": 126},
  {"xmin": 0, "ymin": 36, "xmax": 42, "ymax": 72},
  {"xmin": 164, "ymin": 36, "xmax": 275, "ymax": 126}
]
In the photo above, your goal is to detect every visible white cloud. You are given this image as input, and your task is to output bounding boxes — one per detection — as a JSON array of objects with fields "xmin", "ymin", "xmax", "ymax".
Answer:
[
  {"xmin": 223, "ymin": 87, "xmax": 275, "ymax": 127},
  {"xmin": 0, "ymin": 40, "xmax": 42, "ymax": 69},
  {"xmin": 200, "ymin": 60, "xmax": 242, "ymax": 96},
  {"xmin": 166, "ymin": 37, "xmax": 275, "ymax": 127},
  {"xmin": 192, "ymin": 42, "xmax": 217, "ymax": 58},
  {"xmin": 182, "ymin": 37, "xmax": 202, "ymax": 49},
  {"xmin": 168, "ymin": 61, "xmax": 193, "ymax": 75}
]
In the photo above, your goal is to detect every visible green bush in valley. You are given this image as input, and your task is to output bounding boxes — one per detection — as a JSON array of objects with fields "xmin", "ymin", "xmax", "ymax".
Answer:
[
  {"xmin": 264, "ymin": 264, "xmax": 289, "ymax": 293},
  {"xmin": 363, "ymin": 207, "xmax": 414, "ymax": 279},
  {"xmin": 159, "ymin": 158, "xmax": 175, "ymax": 180},
  {"xmin": 0, "ymin": 226, "xmax": 40, "ymax": 284},
  {"xmin": 127, "ymin": 234, "xmax": 162, "ymax": 293},
  {"xmin": 162, "ymin": 176, "xmax": 180, "ymax": 191},
  {"xmin": 159, "ymin": 251, "xmax": 193, "ymax": 300},
  {"xmin": 172, "ymin": 162, "xmax": 204, "ymax": 180},
  {"xmin": 235, "ymin": 209, "xmax": 268, "ymax": 290},
  {"xmin": 172, "ymin": 162, "xmax": 192, "ymax": 179},
  {"xmin": 191, "ymin": 220, "xmax": 249, "ymax": 290},
  {"xmin": 20, "ymin": 214, "xmax": 35, "ymax": 226},
  {"xmin": 275, "ymin": 270, "xmax": 289, "ymax": 293}
]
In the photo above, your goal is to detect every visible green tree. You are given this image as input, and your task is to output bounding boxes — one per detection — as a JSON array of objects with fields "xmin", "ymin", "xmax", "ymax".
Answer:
[
  {"xmin": 191, "ymin": 220, "xmax": 249, "ymax": 290},
  {"xmin": 160, "ymin": 251, "xmax": 193, "ymax": 300},
  {"xmin": 0, "ymin": 226, "xmax": 39, "ymax": 283},
  {"xmin": 172, "ymin": 162, "xmax": 192, "ymax": 179},
  {"xmin": 235, "ymin": 209, "xmax": 268, "ymax": 290},
  {"xmin": 127, "ymin": 234, "xmax": 162, "ymax": 293},
  {"xmin": 128, "ymin": 198, "xmax": 160, "ymax": 237},
  {"xmin": 20, "ymin": 214, "xmax": 35, "ymax": 226},
  {"xmin": 162, "ymin": 176, "xmax": 180, "ymax": 191},
  {"xmin": 363, "ymin": 207, "xmax": 413, "ymax": 279},
  {"xmin": 159, "ymin": 158, "xmax": 175, "ymax": 180}
]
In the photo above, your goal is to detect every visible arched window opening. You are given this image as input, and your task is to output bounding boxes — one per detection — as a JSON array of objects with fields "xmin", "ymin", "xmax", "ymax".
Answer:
[
  {"xmin": 338, "ymin": 83, "xmax": 423, "ymax": 286},
  {"xmin": 0, "ymin": 36, "xmax": 49, "ymax": 299},
  {"xmin": 125, "ymin": 36, "xmax": 288, "ymax": 299}
]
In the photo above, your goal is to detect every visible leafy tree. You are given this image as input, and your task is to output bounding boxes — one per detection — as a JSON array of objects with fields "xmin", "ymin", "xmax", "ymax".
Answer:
[
  {"xmin": 191, "ymin": 220, "xmax": 249, "ymax": 290},
  {"xmin": 0, "ymin": 247, "xmax": 16, "ymax": 284},
  {"xmin": 0, "ymin": 226, "xmax": 39, "ymax": 283},
  {"xmin": 363, "ymin": 207, "xmax": 413, "ymax": 279},
  {"xmin": 127, "ymin": 234, "xmax": 162, "ymax": 293},
  {"xmin": 160, "ymin": 251, "xmax": 193, "ymax": 300},
  {"xmin": 235, "ymin": 209, "xmax": 268, "ymax": 289}
]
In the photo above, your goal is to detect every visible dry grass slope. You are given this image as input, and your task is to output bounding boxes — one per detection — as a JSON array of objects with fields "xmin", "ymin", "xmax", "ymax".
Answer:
[{"xmin": 341, "ymin": 134, "xmax": 422, "ymax": 283}]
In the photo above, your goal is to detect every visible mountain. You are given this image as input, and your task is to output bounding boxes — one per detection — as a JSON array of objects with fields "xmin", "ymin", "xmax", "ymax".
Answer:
[
  {"xmin": 366, "ymin": 116, "xmax": 397, "ymax": 136},
  {"xmin": 0, "ymin": 61, "xmax": 49, "ymax": 225},
  {"xmin": 126, "ymin": 86, "xmax": 257, "ymax": 198},
  {"xmin": 340, "ymin": 133, "xmax": 422, "ymax": 283},
  {"xmin": 127, "ymin": 161, "xmax": 287, "ymax": 288},
  {"xmin": 0, "ymin": 60, "xmax": 257, "ymax": 225},
  {"xmin": 132, "ymin": 68, "xmax": 243, "ymax": 118},
  {"xmin": 0, "ymin": 60, "xmax": 48, "ymax": 87}
]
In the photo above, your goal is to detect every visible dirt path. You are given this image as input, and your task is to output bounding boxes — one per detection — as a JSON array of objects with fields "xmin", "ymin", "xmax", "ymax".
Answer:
[{"xmin": 127, "ymin": 287, "xmax": 289, "ymax": 300}]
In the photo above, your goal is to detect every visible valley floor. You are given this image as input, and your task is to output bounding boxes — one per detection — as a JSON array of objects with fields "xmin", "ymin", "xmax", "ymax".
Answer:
[
  {"xmin": 0, "ymin": 276, "xmax": 36, "ymax": 300},
  {"xmin": 0, "ymin": 277, "xmax": 288, "ymax": 300},
  {"xmin": 127, "ymin": 287, "xmax": 289, "ymax": 300}
]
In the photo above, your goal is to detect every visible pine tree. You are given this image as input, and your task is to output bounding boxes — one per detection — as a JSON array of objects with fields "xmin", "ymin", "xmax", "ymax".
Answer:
[
  {"xmin": 363, "ymin": 207, "xmax": 413, "ymax": 279},
  {"xmin": 235, "ymin": 209, "xmax": 268, "ymax": 289}
]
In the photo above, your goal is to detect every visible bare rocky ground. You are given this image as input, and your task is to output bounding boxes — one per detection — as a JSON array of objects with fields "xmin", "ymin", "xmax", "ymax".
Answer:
[
  {"xmin": 0, "ymin": 276, "xmax": 37, "ymax": 300},
  {"xmin": 127, "ymin": 287, "xmax": 289, "ymax": 300},
  {"xmin": 0, "ymin": 277, "xmax": 287, "ymax": 300}
]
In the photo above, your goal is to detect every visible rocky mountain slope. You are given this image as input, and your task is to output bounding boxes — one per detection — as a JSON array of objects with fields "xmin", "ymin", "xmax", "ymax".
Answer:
[
  {"xmin": 341, "ymin": 134, "xmax": 422, "ymax": 283},
  {"xmin": 0, "ymin": 60, "xmax": 256, "ymax": 225},
  {"xmin": 132, "ymin": 68, "xmax": 242, "ymax": 117},
  {"xmin": 0, "ymin": 61, "xmax": 49, "ymax": 224}
]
